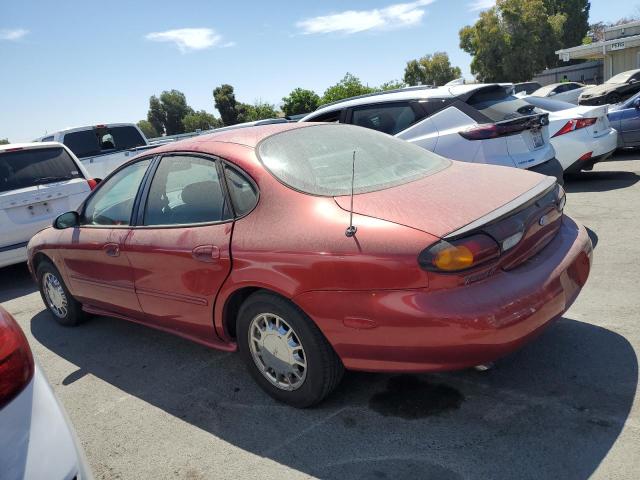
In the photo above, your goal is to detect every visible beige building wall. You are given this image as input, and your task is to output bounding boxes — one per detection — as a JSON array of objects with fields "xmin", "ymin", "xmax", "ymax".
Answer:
[{"xmin": 607, "ymin": 47, "xmax": 640, "ymax": 80}]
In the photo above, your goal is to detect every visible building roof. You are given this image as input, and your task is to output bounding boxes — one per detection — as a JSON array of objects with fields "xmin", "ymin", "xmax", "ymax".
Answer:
[{"xmin": 556, "ymin": 33, "xmax": 640, "ymax": 61}]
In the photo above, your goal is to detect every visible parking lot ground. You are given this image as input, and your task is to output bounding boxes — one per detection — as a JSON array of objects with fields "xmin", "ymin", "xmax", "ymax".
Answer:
[{"xmin": 2, "ymin": 151, "xmax": 640, "ymax": 480}]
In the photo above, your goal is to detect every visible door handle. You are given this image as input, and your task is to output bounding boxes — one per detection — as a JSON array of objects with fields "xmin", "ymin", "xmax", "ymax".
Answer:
[
  {"xmin": 191, "ymin": 245, "xmax": 220, "ymax": 263},
  {"xmin": 103, "ymin": 243, "xmax": 120, "ymax": 257}
]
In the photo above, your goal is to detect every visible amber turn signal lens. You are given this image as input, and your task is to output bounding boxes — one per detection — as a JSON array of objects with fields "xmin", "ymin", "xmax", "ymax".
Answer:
[{"xmin": 418, "ymin": 234, "xmax": 500, "ymax": 272}]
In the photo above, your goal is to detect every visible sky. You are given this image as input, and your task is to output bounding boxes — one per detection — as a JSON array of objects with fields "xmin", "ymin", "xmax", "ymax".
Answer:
[{"xmin": 1, "ymin": 0, "xmax": 637, "ymax": 142}]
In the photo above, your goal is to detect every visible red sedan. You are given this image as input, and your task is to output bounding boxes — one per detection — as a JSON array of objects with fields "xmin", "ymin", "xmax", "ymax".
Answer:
[{"xmin": 27, "ymin": 123, "xmax": 592, "ymax": 407}]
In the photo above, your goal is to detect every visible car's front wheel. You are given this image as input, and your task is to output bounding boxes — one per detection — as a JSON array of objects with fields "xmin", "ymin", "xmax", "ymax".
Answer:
[
  {"xmin": 237, "ymin": 292, "xmax": 344, "ymax": 407},
  {"xmin": 37, "ymin": 260, "xmax": 85, "ymax": 326}
]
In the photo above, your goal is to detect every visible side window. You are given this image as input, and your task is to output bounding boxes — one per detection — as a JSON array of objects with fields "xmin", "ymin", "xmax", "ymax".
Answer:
[
  {"xmin": 224, "ymin": 166, "xmax": 258, "ymax": 216},
  {"xmin": 82, "ymin": 159, "xmax": 151, "ymax": 226},
  {"xmin": 41, "ymin": 136, "xmax": 54, "ymax": 142},
  {"xmin": 307, "ymin": 109, "xmax": 342, "ymax": 123},
  {"xmin": 554, "ymin": 84, "xmax": 568, "ymax": 94},
  {"xmin": 565, "ymin": 83, "xmax": 580, "ymax": 91},
  {"xmin": 63, "ymin": 130, "xmax": 100, "ymax": 159},
  {"xmin": 350, "ymin": 103, "xmax": 419, "ymax": 135},
  {"xmin": 144, "ymin": 155, "xmax": 231, "ymax": 226}
]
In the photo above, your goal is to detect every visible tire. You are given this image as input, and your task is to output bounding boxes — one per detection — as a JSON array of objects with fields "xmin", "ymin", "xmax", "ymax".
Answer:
[
  {"xmin": 37, "ymin": 260, "xmax": 85, "ymax": 326},
  {"xmin": 237, "ymin": 291, "xmax": 344, "ymax": 407}
]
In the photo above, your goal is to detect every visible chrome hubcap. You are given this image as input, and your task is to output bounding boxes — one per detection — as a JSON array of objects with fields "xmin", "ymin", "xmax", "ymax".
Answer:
[
  {"xmin": 248, "ymin": 313, "xmax": 307, "ymax": 391},
  {"xmin": 43, "ymin": 272, "xmax": 68, "ymax": 318}
]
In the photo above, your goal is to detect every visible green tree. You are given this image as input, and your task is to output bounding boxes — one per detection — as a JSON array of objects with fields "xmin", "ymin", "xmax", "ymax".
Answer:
[
  {"xmin": 459, "ymin": 0, "xmax": 567, "ymax": 82},
  {"xmin": 544, "ymin": 0, "xmax": 590, "ymax": 49},
  {"xmin": 147, "ymin": 96, "xmax": 165, "ymax": 135},
  {"xmin": 378, "ymin": 80, "xmax": 406, "ymax": 91},
  {"xmin": 282, "ymin": 88, "xmax": 320, "ymax": 116},
  {"xmin": 243, "ymin": 101, "xmax": 278, "ymax": 122},
  {"xmin": 137, "ymin": 120, "xmax": 158, "ymax": 139},
  {"xmin": 321, "ymin": 73, "xmax": 375, "ymax": 105},
  {"xmin": 146, "ymin": 90, "xmax": 194, "ymax": 136},
  {"xmin": 0, "ymin": 138, "xmax": 9, "ymax": 145},
  {"xmin": 182, "ymin": 110, "xmax": 222, "ymax": 132},
  {"xmin": 213, "ymin": 84, "xmax": 241, "ymax": 126},
  {"xmin": 403, "ymin": 52, "xmax": 462, "ymax": 86}
]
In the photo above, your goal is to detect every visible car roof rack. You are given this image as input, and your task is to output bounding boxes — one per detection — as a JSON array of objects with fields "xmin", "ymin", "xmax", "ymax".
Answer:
[{"xmin": 316, "ymin": 85, "xmax": 436, "ymax": 110}]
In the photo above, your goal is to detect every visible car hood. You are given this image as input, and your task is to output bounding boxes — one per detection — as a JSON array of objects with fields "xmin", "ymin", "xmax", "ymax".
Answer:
[
  {"xmin": 334, "ymin": 161, "xmax": 548, "ymax": 238},
  {"xmin": 581, "ymin": 84, "xmax": 618, "ymax": 97}
]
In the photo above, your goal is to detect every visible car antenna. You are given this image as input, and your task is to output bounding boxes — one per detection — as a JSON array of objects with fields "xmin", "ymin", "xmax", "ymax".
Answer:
[{"xmin": 345, "ymin": 150, "xmax": 357, "ymax": 238}]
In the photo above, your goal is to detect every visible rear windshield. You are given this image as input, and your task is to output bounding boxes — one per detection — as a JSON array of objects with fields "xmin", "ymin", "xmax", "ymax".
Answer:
[
  {"xmin": 257, "ymin": 124, "xmax": 450, "ymax": 196},
  {"xmin": 0, "ymin": 147, "xmax": 82, "ymax": 193},
  {"xmin": 63, "ymin": 126, "xmax": 145, "ymax": 158},
  {"xmin": 523, "ymin": 96, "xmax": 575, "ymax": 112},
  {"xmin": 467, "ymin": 86, "xmax": 537, "ymax": 122}
]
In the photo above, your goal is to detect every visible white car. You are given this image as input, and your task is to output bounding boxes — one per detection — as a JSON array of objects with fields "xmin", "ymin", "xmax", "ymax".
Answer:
[
  {"xmin": 523, "ymin": 96, "xmax": 618, "ymax": 172},
  {"xmin": 300, "ymin": 84, "xmax": 564, "ymax": 183},
  {"xmin": 0, "ymin": 306, "xmax": 92, "ymax": 479},
  {"xmin": 529, "ymin": 82, "xmax": 587, "ymax": 105},
  {"xmin": 0, "ymin": 142, "xmax": 97, "ymax": 268},
  {"xmin": 35, "ymin": 123, "xmax": 156, "ymax": 179}
]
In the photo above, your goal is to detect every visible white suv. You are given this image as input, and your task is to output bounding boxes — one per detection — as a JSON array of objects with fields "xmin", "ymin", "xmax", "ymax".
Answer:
[
  {"xmin": 301, "ymin": 84, "xmax": 563, "ymax": 183},
  {"xmin": 0, "ymin": 142, "xmax": 97, "ymax": 268}
]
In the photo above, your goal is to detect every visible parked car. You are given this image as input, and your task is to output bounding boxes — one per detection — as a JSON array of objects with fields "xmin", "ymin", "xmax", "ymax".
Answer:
[
  {"xmin": 35, "ymin": 123, "xmax": 157, "ymax": 179},
  {"xmin": 0, "ymin": 142, "xmax": 99, "ymax": 269},
  {"xmin": 300, "ymin": 84, "xmax": 564, "ymax": 184},
  {"xmin": 513, "ymin": 81, "xmax": 542, "ymax": 95},
  {"xmin": 579, "ymin": 69, "xmax": 640, "ymax": 105},
  {"xmin": 529, "ymin": 82, "xmax": 586, "ymax": 105},
  {"xmin": 0, "ymin": 306, "xmax": 92, "ymax": 479},
  {"xmin": 523, "ymin": 96, "xmax": 618, "ymax": 172},
  {"xmin": 608, "ymin": 91, "xmax": 640, "ymax": 148},
  {"xmin": 27, "ymin": 123, "xmax": 592, "ymax": 407}
]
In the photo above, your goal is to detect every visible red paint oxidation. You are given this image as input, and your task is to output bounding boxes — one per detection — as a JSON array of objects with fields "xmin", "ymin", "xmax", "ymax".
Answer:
[{"xmin": 27, "ymin": 123, "xmax": 593, "ymax": 372}]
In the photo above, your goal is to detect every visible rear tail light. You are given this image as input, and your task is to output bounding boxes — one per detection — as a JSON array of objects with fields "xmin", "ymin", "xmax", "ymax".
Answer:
[
  {"xmin": 552, "ymin": 118, "xmax": 597, "ymax": 137},
  {"xmin": 459, "ymin": 123, "xmax": 525, "ymax": 140},
  {"xmin": 418, "ymin": 234, "xmax": 500, "ymax": 272},
  {"xmin": 0, "ymin": 309, "xmax": 34, "ymax": 409},
  {"xmin": 87, "ymin": 178, "xmax": 99, "ymax": 190}
]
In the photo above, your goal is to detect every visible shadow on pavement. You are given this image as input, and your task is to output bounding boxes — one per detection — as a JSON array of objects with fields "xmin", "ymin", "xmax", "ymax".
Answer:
[
  {"xmin": 30, "ymin": 311, "xmax": 637, "ymax": 480},
  {"xmin": 564, "ymin": 171, "xmax": 639, "ymax": 193},
  {"xmin": 0, "ymin": 263, "xmax": 37, "ymax": 304}
]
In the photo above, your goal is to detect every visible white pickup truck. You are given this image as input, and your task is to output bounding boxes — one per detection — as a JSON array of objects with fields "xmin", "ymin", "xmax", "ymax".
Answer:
[{"xmin": 35, "ymin": 123, "xmax": 159, "ymax": 179}]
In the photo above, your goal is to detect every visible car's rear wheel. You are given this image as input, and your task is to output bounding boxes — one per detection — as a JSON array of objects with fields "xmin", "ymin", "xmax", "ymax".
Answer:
[
  {"xmin": 37, "ymin": 260, "xmax": 85, "ymax": 326},
  {"xmin": 237, "ymin": 292, "xmax": 344, "ymax": 407}
]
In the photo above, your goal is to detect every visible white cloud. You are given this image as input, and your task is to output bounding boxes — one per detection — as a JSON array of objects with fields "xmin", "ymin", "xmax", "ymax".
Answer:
[
  {"xmin": 468, "ymin": 0, "xmax": 495, "ymax": 11},
  {"xmin": 145, "ymin": 28, "xmax": 231, "ymax": 52},
  {"xmin": 296, "ymin": 0, "xmax": 436, "ymax": 35},
  {"xmin": 0, "ymin": 28, "xmax": 29, "ymax": 41}
]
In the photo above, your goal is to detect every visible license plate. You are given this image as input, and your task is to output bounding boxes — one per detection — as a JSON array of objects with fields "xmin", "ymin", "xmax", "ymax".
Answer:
[{"xmin": 531, "ymin": 129, "xmax": 544, "ymax": 149}]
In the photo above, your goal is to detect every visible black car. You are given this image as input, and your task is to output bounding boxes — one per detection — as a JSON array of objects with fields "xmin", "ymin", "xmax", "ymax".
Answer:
[{"xmin": 579, "ymin": 69, "xmax": 640, "ymax": 105}]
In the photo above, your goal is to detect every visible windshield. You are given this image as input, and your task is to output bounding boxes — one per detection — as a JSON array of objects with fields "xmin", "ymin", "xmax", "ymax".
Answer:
[
  {"xmin": 606, "ymin": 72, "xmax": 634, "ymax": 84},
  {"xmin": 531, "ymin": 85, "xmax": 556, "ymax": 97},
  {"xmin": 257, "ymin": 124, "xmax": 450, "ymax": 196},
  {"xmin": 524, "ymin": 96, "xmax": 576, "ymax": 112},
  {"xmin": 0, "ymin": 147, "xmax": 82, "ymax": 193}
]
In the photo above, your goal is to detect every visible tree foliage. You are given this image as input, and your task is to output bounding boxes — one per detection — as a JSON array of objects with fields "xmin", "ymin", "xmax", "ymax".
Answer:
[
  {"xmin": 243, "ymin": 101, "xmax": 278, "ymax": 122},
  {"xmin": 460, "ymin": 0, "xmax": 590, "ymax": 82},
  {"xmin": 136, "ymin": 120, "xmax": 158, "ymax": 139},
  {"xmin": 282, "ymin": 88, "xmax": 320, "ymax": 116},
  {"xmin": 403, "ymin": 52, "xmax": 462, "ymax": 86},
  {"xmin": 321, "ymin": 73, "xmax": 376, "ymax": 105},
  {"xmin": 183, "ymin": 110, "xmax": 222, "ymax": 132},
  {"xmin": 0, "ymin": 138, "xmax": 9, "ymax": 145},
  {"xmin": 213, "ymin": 84, "xmax": 241, "ymax": 126},
  {"xmin": 146, "ymin": 90, "xmax": 194, "ymax": 136},
  {"xmin": 378, "ymin": 79, "xmax": 406, "ymax": 91}
]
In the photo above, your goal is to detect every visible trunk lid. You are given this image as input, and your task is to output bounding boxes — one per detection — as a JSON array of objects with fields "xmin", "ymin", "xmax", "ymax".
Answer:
[{"xmin": 334, "ymin": 161, "xmax": 549, "ymax": 238}]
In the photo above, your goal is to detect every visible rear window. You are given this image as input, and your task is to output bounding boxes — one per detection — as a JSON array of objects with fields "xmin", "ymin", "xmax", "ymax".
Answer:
[
  {"xmin": 63, "ymin": 126, "xmax": 146, "ymax": 158},
  {"xmin": 257, "ymin": 124, "xmax": 450, "ymax": 196},
  {"xmin": 467, "ymin": 86, "xmax": 537, "ymax": 122},
  {"xmin": 0, "ymin": 147, "xmax": 82, "ymax": 193},
  {"xmin": 524, "ymin": 97, "xmax": 576, "ymax": 112}
]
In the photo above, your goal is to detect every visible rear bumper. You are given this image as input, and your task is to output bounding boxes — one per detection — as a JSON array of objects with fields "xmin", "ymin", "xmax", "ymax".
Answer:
[
  {"xmin": 294, "ymin": 216, "xmax": 592, "ymax": 373},
  {"xmin": 0, "ymin": 242, "xmax": 28, "ymax": 269},
  {"xmin": 565, "ymin": 148, "xmax": 616, "ymax": 173},
  {"xmin": 527, "ymin": 157, "xmax": 564, "ymax": 185}
]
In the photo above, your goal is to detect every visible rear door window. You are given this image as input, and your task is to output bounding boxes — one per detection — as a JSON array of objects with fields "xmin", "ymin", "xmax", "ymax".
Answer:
[
  {"xmin": 350, "ymin": 103, "xmax": 422, "ymax": 135},
  {"xmin": 224, "ymin": 166, "xmax": 258, "ymax": 216},
  {"xmin": 0, "ymin": 147, "xmax": 82, "ymax": 193}
]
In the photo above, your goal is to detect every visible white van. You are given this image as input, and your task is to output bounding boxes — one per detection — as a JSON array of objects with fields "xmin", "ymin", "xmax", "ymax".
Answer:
[
  {"xmin": 0, "ymin": 142, "xmax": 97, "ymax": 268},
  {"xmin": 36, "ymin": 123, "xmax": 156, "ymax": 179}
]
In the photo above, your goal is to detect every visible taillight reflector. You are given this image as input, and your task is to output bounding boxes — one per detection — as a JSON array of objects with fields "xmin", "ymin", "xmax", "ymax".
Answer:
[
  {"xmin": 0, "ymin": 309, "xmax": 34, "ymax": 409},
  {"xmin": 578, "ymin": 151, "xmax": 593, "ymax": 161},
  {"xmin": 87, "ymin": 178, "xmax": 98, "ymax": 190},
  {"xmin": 418, "ymin": 234, "xmax": 500, "ymax": 272},
  {"xmin": 552, "ymin": 118, "xmax": 597, "ymax": 137}
]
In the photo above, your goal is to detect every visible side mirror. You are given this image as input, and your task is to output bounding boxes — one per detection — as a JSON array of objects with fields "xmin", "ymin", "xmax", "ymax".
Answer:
[
  {"xmin": 634, "ymin": 98, "xmax": 640, "ymax": 109},
  {"xmin": 548, "ymin": 91, "xmax": 557, "ymax": 97},
  {"xmin": 53, "ymin": 211, "xmax": 80, "ymax": 229}
]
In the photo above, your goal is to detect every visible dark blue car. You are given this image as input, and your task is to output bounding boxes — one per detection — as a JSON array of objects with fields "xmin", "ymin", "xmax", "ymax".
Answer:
[{"xmin": 608, "ymin": 92, "xmax": 640, "ymax": 148}]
